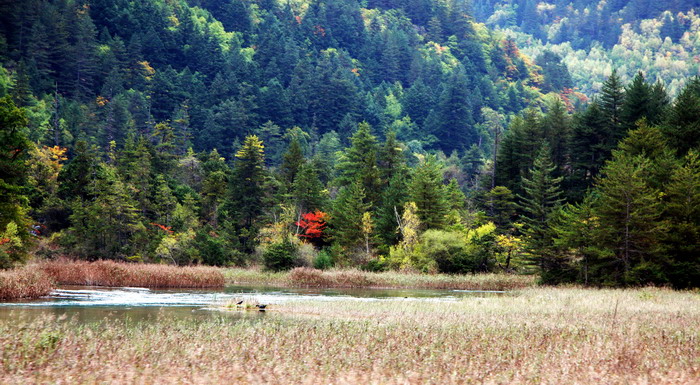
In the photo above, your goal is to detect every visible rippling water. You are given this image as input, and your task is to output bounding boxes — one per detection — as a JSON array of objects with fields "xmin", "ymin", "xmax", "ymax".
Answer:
[{"xmin": 0, "ymin": 285, "xmax": 505, "ymax": 323}]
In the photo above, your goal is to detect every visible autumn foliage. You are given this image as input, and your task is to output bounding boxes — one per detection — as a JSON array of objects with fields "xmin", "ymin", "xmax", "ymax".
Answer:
[
  {"xmin": 150, "ymin": 222, "xmax": 174, "ymax": 234},
  {"xmin": 295, "ymin": 211, "xmax": 328, "ymax": 243}
]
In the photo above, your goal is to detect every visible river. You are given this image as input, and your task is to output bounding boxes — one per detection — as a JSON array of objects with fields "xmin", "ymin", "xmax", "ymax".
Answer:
[{"xmin": 0, "ymin": 285, "xmax": 506, "ymax": 323}]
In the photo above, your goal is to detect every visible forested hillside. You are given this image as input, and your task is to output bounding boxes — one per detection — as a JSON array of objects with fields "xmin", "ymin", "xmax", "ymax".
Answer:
[
  {"xmin": 0, "ymin": 0, "xmax": 546, "ymax": 157},
  {"xmin": 473, "ymin": 0, "xmax": 700, "ymax": 95},
  {"xmin": 0, "ymin": 0, "xmax": 698, "ymax": 288}
]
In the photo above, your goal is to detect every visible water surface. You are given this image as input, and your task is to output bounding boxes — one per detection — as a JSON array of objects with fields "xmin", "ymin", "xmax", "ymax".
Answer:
[{"xmin": 0, "ymin": 285, "xmax": 505, "ymax": 323}]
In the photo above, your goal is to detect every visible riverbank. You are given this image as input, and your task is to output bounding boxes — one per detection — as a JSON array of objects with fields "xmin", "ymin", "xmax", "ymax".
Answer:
[
  {"xmin": 1, "ymin": 287, "xmax": 697, "ymax": 384},
  {"xmin": 0, "ymin": 261, "xmax": 533, "ymax": 301},
  {"xmin": 224, "ymin": 267, "xmax": 536, "ymax": 291}
]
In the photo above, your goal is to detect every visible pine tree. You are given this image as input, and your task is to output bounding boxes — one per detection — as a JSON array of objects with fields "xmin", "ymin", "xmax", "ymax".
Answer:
[
  {"xmin": 495, "ymin": 109, "xmax": 543, "ymax": 194},
  {"xmin": 444, "ymin": 178, "xmax": 466, "ymax": 212},
  {"xmin": 227, "ymin": 135, "xmax": 267, "ymax": 229},
  {"xmin": 25, "ymin": 21, "xmax": 53, "ymax": 93},
  {"xmin": 375, "ymin": 172, "xmax": 409, "ymax": 251},
  {"xmin": 70, "ymin": 164, "xmax": 141, "ymax": 259},
  {"xmin": 535, "ymin": 50, "xmax": 573, "ymax": 92},
  {"xmin": 409, "ymin": 155, "xmax": 448, "ymax": 230},
  {"xmin": 662, "ymin": 82, "xmax": 700, "ymax": 156},
  {"xmin": 542, "ymin": 97, "xmax": 571, "ymax": 176},
  {"xmin": 661, "ymin": 151, "xmax": 700, "ymax": 288},
  {"xmin": 568, "ymin": 100, "xmax": 608, "ymax": 199},
  {"xmin": 484, "ymin": 186, "xmax": 516, "ymax": 229},
  {"xmin": 122, "ymin": 135, "xmax": 153, "ymax": 214},
  {"xmin": 153, "ymin": 175, "xmax": 177, "ymax": 225},
  {"xmin": 12, "ymin": 60, "xmax": 32, "ymax": 107},
  {"xmin": 378, "ymin": 129, "xmax": 406, "ymax": 184},
  {"xmin": 201, "ymin": 149, "xmax": 230, "ymax": 224},
  {"xmin": 517, "ymin": 144, "xmax": 566, "ymax": 282},
  {"xmin": 258, "ymin": 78, "xmax": 293, "ymax": 128},
  {"xmin": 256, "ymin": 121, "xmax": 285, "ymax": 166},
  {"xmin": 648, "ymin": 81, "xmax": 670, "ymax": 125},
  {"xmin": 335, "ymin": 122, "xmax": 382, "ymax": 206},
  {"xmin": 71, "ymin": 4, "xmax": 99, "ymax": 101},
  {"xmin": 313, "ymin": 131, "xmax": 342, "ymax": 184},
  {"xmin": 402, "ymin": 78, "xmax": 434, "ymax": 128},
  {"xmin": 152, "ymin": 121, "xmax": 177, "ymax": 171},
  {"xmin": 552, "ymin": 193, "xmax": 601, "ymax": 285},
  {"xmin": 330, "ymin": 181, "xmax": 370, "ymax": 255},
  {"xmin": 593, "ymin": 152, "xmax": 664, "ymax": 285},
  {"xmin": 58, "ymin": 140, "xmax": 100, "ymax": 201},
  {"xmin": 620, "ymin": 72, "xmax": 653, "ymax": 130},
  {"xmin": 177, "ymin": 148, "xmax": 203, "ymax": 190},
  {"xmin": 0, "ymin": 96, "xmax": 31, "ymax": 266},
  {"xmin": 292, "ymin": 162, "xmax": 326, "ymax": 213},
  {"xmin": 599, "ymin": 69, "xmax": 625, "ymax": 151},
  {"xmin": 432, "ymin": 67, "xmax": 476, "ymax": 153},
  {"xmin": 616, "ymin": 121, "xmax": 678, "ymax": 190},
  {"xmin": 280, "ymin": 136, "xmax": 305, "ymax": 187}
]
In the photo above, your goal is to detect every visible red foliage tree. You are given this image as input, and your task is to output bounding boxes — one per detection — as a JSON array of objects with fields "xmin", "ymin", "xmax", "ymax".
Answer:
[
  {"xmin": 150, "ymin": 223, "xmax": 174, "ymax": 234},
  {"xmin": 295, "ymin": 211, "xmax": 328, "ymax": 245}
]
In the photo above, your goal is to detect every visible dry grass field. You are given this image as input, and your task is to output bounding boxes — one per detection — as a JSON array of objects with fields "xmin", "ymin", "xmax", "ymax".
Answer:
[{"xmin": 1, "ymin": 286, "xmax": 697, "ymax": 384}]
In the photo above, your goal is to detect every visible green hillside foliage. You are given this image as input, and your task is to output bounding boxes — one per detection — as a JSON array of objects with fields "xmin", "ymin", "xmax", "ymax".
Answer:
[{"xmin": 0, "ymin": 0, "xmax": 698, "ymax": 288}]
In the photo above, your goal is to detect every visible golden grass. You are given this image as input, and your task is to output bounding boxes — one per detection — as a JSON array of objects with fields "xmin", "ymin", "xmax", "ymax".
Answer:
[
  {"xmin": 0, "ymin": 267, "xmax": 53, "ymax": 300},
  {"xmin": 225, "ymin": 267, "xmax": 536, "ymax": 291},
  {"xmin": 0, "ymin": 287, "xmax": 697, "ymax": 384},
  {"xmin": 37, "ymin": 259, "xmax": 225, "ymax": 288}
]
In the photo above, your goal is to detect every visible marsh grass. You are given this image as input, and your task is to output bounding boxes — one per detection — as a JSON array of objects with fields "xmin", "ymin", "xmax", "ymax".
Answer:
[
  {"xmin": 225, "ymin": 267, "xmax": 536, "ymax": 291},
  {"xmin": 0, "ymin": 287, "xmax": 697, "ymax": 384},
  {"xmin": 0, "ymin": 267, "xmax": 53, "ymax": 300},
  {"xmin": 38, "ymin": 259, "xmax": 225, "ymax": 288}
]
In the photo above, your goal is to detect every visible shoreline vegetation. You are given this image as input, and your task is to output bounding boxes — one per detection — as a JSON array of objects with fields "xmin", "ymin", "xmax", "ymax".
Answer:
[
  {"xmin": 0, "ymin": 260, "xmax": 536, "ymax": 301},
  {"xmin": 0, "ymin": 267, "xmax": 53, "ymax": 300},
  {"xmin": 224, "ymin": 267, "xmax": 536, "ymax": 291},
  {"xmin": 1, "ymin": 287, "xmax": 697, "ymax": 384},
  {"xmin": 38, "ymin": 259, "xmax": 225, "ymax": 289},
  {"xmin": 0, "ymin": 260, "xmax": 225, "ymax": 300}
]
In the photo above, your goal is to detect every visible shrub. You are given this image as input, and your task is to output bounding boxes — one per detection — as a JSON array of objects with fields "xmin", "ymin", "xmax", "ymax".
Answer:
[
  {"xmin": 361, "ymin": 258, "xmax": 388, "ymax": 272},
  {"xmin": 154, "ymin": 229, "xmax": 199, "ymax": 265},
  {"xmin": 194, "ymin": 228, "xmax": 232, "ymax": 266},
  {"xmin": 263, "ymin": 239, "xmax": 299, "ymax": 272},
  {"xmin": 0, "ymin": 221, "xmax": 27, "ymax": 269},
  {"xmin": 313, "ymin": 250, "xmax": 334, "ymax": 270},
  {"xmin": 297, "ymin": 242, "xmax": 318, "ymax": 267},
  {"xmin": 420, "ymin": 230, "xmax": 473, "ymax": 274},
  {"xmin": 387, "ymin": 225, "xmax": 499, "ymax": 275}
]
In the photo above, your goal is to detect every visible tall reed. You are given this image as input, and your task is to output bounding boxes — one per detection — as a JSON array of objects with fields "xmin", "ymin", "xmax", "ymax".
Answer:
[
  {"xmin": 0, "ymin": 267, "xmax": 53, "ymax": 300},
  {"xmin": 38, "ymin": 259, "xmax": 225, "ymax": 288}
]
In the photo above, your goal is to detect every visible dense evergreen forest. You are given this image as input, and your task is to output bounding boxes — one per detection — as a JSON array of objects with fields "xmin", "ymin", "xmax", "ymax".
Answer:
[{"xmin": 0, "ymin": 0, "xmax": 698, "ymax": 288}]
